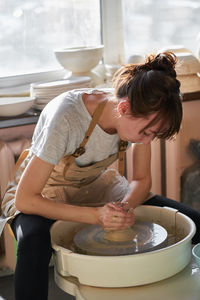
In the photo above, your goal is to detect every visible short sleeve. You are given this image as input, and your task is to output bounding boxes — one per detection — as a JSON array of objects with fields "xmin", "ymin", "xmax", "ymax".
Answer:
[{"xmin": 30, "ymin": 97, "xmax": 70, "ymax": 165}]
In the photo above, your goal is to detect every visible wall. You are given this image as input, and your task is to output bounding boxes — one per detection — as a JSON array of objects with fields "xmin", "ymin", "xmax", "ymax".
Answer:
[{"xmin": 165, "ymin": 100, "xmax": 200, "ymax": 201}]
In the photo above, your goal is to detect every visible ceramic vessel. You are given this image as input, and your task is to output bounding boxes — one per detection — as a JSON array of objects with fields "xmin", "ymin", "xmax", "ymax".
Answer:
[
  {"xmin": 127, "ymin": 54, "xmax": 144, "ymax": 64},
  {"xmin": 0, "ymin": 97, "xmax": 35, "ymax": 117},
  {"xmin": 54, "ymin": 46, "xmax": 104, "ymax": 75},
  {"xmin": 51, "ymin": 205, "xmax": 196, "ymax": 288},
  {"xmin": 158, "ymin": 45, "xmax": 192, "ymax": 54},
  {"xmin": 175, "ymin": 52, "xmax": 200, "ymax": 75}
]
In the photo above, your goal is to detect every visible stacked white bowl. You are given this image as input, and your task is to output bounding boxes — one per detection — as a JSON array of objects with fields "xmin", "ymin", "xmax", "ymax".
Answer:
[
  {"xmin": 0, "ymin": 96, "xmax": 35, "ymax": 117},
  {"xmin": 30, "ymin": 76, "xmax": 91, "ymax": 110},
  {"xmin": 104, "ymin": 64, "xmax": 121, "ymax": 85},
  {"xmin": 175, "ymin": 52, "xmax": 200, "ymax": 93},
  {"xmin": 159, "ymin": 46, "xmax": 200, "ymax": 93}
]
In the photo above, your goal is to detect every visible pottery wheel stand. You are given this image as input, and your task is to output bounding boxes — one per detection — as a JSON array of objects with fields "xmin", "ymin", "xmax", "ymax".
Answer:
[
  {"xmin": 73, "ymin": 221, "xmax": 168, "ymax": 256},
  {"xmin": 54, "ymin": 261, "xmax": 200, "ymax": 300}
]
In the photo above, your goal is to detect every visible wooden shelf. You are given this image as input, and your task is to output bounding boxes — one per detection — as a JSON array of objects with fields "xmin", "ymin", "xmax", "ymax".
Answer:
[
  {"xmin": 0, "ymin": 108, "xmax": 40, "ymax": 129},
  {"xmin": 182, "ymin": 91, "xmax": 200, "ymax": 102}
]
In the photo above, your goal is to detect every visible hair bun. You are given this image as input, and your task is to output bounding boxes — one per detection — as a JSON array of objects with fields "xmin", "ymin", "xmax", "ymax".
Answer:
[{"xmin": 133, "ymin": 52, "xmax": 178, "ymax": 78}]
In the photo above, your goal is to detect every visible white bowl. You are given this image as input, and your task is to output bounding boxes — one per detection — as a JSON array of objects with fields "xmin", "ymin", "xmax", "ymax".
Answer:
[
  {"xmin": 175, "ymin": 52, "xmax": 200, "ymax": 75},
  {"xmin": 158, "ymin": 45, "xmax": 192, "ymax": 54},
  {"xmin": 54, "ymin": 45, "xmax": 104, "ymax": 74},
  {"xmin": 0, "ymin": 97, "xmax": 35, "ymax": 117},
  {"xmin": 127, "ymin": 54, "xmax": 145, "ymax": 64}
]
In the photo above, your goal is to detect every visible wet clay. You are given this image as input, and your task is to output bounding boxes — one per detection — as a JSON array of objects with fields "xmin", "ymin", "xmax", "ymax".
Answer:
[{"xmin": 73, "ymin": 221, "xmax": 168, "ymax": 256}]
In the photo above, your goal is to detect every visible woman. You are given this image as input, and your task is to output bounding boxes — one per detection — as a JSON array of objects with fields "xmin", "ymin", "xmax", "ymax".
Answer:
[{"xmin": 1, "ymin": 52, "xmax": 199, "ymax": 300}]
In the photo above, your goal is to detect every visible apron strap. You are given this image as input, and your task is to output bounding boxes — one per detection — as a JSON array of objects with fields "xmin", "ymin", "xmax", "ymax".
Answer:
[
  {"xmin": 63, "ymin": 100, "xmax": 108, "ymax": 176},
  {"xmin": 63, "ymin": 97, "xmax": 129, "ymax": 178},
  {"xmin": 79, "ymin": 99, "xmax": 108, "ymax": 149}
]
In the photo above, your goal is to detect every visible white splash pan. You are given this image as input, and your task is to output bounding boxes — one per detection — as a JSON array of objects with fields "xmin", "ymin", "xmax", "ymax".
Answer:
[{"xmin": 51, "ymin": 205, "xmax": 196, "ymax": 288}]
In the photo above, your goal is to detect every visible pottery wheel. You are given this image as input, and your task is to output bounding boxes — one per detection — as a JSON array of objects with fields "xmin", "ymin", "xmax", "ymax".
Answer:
[{"xmin": 73, "ymin": 221, "xmax": 168, "ymax": 256}]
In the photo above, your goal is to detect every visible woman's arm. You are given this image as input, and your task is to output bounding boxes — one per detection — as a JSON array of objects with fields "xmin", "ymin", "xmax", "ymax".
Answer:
[
  {"xmin": 15, "ymin": 155, "xmax": 131, "ymax": 230},
  {"xmin": 121, "ymin": 143, "xmax": 152, "ymax": 209},
  {"xmin": 15, "ymin": 155, "xmax": 99, "ymax": 224}
]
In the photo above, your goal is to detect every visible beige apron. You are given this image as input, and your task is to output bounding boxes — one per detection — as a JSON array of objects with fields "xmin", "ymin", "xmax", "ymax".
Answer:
[{"xmin": 0, "ymin": 100, "xmax": 129, "ymax": 235}]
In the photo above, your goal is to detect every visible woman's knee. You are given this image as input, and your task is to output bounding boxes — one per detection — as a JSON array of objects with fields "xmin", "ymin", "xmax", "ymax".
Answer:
[{"xmin": 11, "ymin": 213, "xmax": 54, "ymax": 255}]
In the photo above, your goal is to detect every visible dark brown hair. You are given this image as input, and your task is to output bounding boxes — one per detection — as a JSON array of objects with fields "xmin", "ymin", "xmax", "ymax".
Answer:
[{"xmin": 112, "ymin": 52, "xmax": 182, "ymax": 139}]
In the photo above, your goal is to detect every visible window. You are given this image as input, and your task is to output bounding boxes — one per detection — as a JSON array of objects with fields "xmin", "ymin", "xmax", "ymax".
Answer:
[
  {"xmin": 122, "ymin": 0, "xmax": 200, "ymax": 61},
  {"xmin": 0, "ymin": 0, "xmax": 101, "ymax": 77},
  {"xmin": 2, "ymin": 0, "xmax": 199, "ymax": 80}
]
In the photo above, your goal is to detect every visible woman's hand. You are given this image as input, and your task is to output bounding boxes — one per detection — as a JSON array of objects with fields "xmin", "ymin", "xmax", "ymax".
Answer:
[{"xmin": 96, "ymin": 201, "xmax": 134, "ymax": 231}]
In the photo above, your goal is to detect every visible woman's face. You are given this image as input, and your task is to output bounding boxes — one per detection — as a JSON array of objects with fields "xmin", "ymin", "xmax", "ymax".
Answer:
[{"xmin": 116, "ymin": 101, "xmax": 166, "ymax": 144}]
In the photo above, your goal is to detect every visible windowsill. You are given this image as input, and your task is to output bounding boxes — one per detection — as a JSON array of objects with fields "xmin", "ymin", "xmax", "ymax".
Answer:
[{"xmin": 0, "ymin": 69, "xmax": 67, "ymax": 89}]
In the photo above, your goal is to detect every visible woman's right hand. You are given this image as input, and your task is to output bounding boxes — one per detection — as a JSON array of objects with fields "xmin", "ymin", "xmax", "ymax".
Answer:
[{"xmin": 96, "ymin": 202, "xmax": 134, "ymax": 231}]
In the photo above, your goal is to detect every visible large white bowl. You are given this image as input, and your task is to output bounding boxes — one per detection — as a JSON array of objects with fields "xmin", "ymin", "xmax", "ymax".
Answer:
[
  {"xmin": 54, "ymin": 45, "xmax": 104, "ymax": 74},
  {"xmin": 158, "ymin": 45, "xmax": 192, "ymax": 54},
  {"xmin": 175, "ymin": 52, "xmax": 200, "ymax": 75},
  {"xmin": 0, "ymin": 97, "xmax": 35, "ymax": 117},
  {"xmin": 51, "ymin": 205, "xmax": 196, "ymax": 288}
]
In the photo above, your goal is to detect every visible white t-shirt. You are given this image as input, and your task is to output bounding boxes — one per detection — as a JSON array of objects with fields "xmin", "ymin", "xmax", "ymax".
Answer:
[{"xmin": 31, "ymin": 88, "xmax": 121, "ymax": 166}]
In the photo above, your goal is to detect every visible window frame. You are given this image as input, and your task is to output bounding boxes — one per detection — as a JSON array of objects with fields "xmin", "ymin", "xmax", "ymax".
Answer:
[
  {"xmin": 1, "ymin": 0, "xmax": 123, "ymax": 88},
  {"xmin": 100, "ymin": 0, "xmax": 124, "ymax": 65}
]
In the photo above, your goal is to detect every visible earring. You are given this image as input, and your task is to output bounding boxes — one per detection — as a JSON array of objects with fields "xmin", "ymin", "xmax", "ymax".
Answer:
[
  {"xmin": 122, "ymin": 107, "xmax": 127, "ymax": 114},
  {"xmin": 119, "ymin": 102, "xmax": 129, "ymax": 114}
]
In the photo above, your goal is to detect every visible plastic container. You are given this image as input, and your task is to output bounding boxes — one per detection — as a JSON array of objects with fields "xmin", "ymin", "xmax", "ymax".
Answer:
[{"xmin": 192, "ymin": 243, "xmax": 200, "ymax": 268}]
